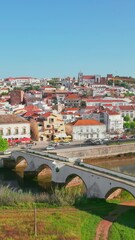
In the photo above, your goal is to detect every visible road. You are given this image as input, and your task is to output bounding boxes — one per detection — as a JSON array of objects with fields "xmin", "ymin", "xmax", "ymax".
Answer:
[
  {"xmin": 7, "ymin": 138, "xmax": 135, "ymax": 153},
  {"xmin": 8, "ymin": 141, "xmax": 103, "ymax": 152}
]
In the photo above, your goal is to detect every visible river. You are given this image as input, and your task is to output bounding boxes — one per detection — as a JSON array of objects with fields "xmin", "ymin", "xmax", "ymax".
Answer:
[{"xmin": 84, "ymin": 154, "xmax": 135, "ymax": 177}]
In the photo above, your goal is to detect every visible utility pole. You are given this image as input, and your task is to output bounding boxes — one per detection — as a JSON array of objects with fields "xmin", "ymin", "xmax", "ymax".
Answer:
[{"xmin": 34, "ymin": 206, "xmax": 37, "ymax": 237}]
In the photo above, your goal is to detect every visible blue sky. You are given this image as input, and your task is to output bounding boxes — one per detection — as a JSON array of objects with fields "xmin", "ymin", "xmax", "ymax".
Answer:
[{"xmin": 0, "ymin": 0, "xmax": 135, "ymax": 78}]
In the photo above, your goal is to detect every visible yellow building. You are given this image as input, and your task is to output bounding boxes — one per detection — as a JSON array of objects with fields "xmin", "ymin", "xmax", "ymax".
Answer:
[{"xmin": 43, "ymin": 113, "xmax": 67, "ymax": 142}]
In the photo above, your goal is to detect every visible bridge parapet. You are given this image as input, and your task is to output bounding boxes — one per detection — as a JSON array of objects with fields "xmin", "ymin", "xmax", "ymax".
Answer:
[
  {"xmin": 79, "ymin": 162, "xmax": 135, "ymax": 183},
  {"xmin": 26, "ymin": 149, "xmax": 69, "ymax": 162}
]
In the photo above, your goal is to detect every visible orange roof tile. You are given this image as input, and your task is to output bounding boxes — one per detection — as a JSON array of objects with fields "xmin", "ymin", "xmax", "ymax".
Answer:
[{"xmin": 74, "ymin": 119, "xmax": 103, "ymax": 126}]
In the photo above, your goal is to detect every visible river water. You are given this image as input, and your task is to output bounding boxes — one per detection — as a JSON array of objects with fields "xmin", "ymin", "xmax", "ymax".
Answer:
[{"xmin": 84, "ymin": 155, "xmax": 135, "ymax": 177}]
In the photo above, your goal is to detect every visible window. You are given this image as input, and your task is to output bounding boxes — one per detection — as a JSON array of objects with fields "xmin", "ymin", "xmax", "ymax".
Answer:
[
  {"xmin": 15, "ymin": 128, "xmax": 18, "ymax": 134},
  {"xmin": 7, "ymin": 128, "xmax": 11, "ymax": 135},
  {"xmin": 47, "ymin": 125, "xmax": 50, "ymax": 128},
  {"xmin": 80, "ymin": 128, "xmax": 83, "ymax": 133},
  {"xmin": 22, "ymin": 128, "xmax": 26, "ymax": 134},
  {"xmin": 0, "ymin": 129, "xmax": 3, "ymax": 135},
  {"xmin": 49, "ymin": 118, "xmax": 54, "ymax": 123}
]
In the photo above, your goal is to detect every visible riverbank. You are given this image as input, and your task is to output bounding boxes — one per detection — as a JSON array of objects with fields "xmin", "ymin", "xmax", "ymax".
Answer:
[{"xmin": 84, "ymin": 152, "xmax": 135, "ymax": 175}]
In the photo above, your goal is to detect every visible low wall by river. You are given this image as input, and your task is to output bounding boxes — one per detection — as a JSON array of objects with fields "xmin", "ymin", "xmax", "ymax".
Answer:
[{"xmin": 57, "ymin": 143, "xmax": 135, "ymax": 159}]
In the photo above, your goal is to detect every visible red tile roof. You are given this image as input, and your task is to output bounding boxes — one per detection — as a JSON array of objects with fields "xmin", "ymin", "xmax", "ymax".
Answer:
[
  {"xmin": 65, "ymin": 108, "xmax": 79, "ymax": 111},
  {"xmin": 24, "ymin": 105, "xmax": 40, "ymax": 111},
  {"xmin": 41, "ymin": 112, "xmax": 51, "ymax": 118},
  {"xmin": 0, "ymin": 114, "xmax": 29, "ymax": 124},
  {"xmin": 74, "ymin": 119, "xmax": 103, "ymax": 126},
  {"xmin": 107, "ymin": 110, "xmax": 120, "ymax": 115},
  {"xmin": 66, "ymin": 94, "xmax": 80, "ymax": 99},
  {"xmin": 86, "ymin": 99, "xmax": 125, "ymax": 103},
  {"xmin": 119, "ymin": 105, "xmax": 135, "ymax": 111},
  {"xmin": 83, "ymin": 75, "xmax": 95, "ymax": 79}
]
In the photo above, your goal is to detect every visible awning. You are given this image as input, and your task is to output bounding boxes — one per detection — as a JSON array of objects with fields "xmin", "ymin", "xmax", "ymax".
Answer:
[
  {"xmin": 54, "ymin": 133, "xmax": 67, "ymax": 138},
  {"xmin": 20, "ymin": 137, "xmax": 31, "ymax": 143}
]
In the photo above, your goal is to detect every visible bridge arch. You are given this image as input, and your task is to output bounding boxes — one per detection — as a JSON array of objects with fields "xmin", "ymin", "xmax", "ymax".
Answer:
[
  {"xmin": 64, "ymin": 173, "xmax": 87, "ymax": 194},
  {"xmin": 15, "ymin": 156, "xmax": 28, "ymax": 169},
  {"xmin": 105, "ymin": 187, "xmax": 135, "ymax": 199},
  {"xmin": 37, "ymin": 164, "xmax": 52, "ymax": 178}
]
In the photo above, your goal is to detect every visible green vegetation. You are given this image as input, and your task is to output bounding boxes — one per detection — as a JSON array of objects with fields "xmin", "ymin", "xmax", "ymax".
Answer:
[
  {"xmin": 24, "ymin": 85, "xmax": 40, "ymax": 92},
  {"xmin": 0, "ymin": 136, "xmax": 8, "ymax": 152},
  {"xmin": 80, "ymin": 100, "xmax": 86, "ymax": 108},
  {"xmin": 0, "ymin": 185, "xmax": 134, "ymax": 239},
  {"xmin": 109, "ymin": 209, "xmax": 135, "ymax": 240},
  {"xmin": 48, "ymin": 78, "xmax": 60, "ymax": 88},
  {"xmin": 123, "ymin": 115, "xmax": 135, "ymax": 130}
]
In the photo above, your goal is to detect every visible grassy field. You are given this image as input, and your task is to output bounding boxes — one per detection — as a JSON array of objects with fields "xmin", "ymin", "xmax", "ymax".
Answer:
[
  {"xmin": 109, "ymin": 208, "xmax": 135, "ymax": 240},
  {"xmin": 0, "ymin": 186, "xmax": 134, "ymax": 240},
  {"xmin": 0, "ymin": 199, "xmax": 118, "ymax": 240}
]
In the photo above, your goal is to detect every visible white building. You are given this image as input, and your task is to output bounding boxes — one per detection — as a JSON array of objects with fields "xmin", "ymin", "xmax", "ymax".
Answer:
[
  {"xmin": 104, "ymin": 111, "xmax": 124, "ymax": 134},
  {"xmin": 72, "ymin": 119, "xmax": 106, "ymax": 141},
  {"xmin": 86, "ymin": 99, "xmax": 128, "ymax": 107},
  {"xmin": 0, "ymin": 114, "xmax": 30, "ymax": 140}
]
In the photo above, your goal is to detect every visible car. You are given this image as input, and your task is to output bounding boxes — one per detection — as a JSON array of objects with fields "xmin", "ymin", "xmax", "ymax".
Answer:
[
  {"xmin": 45, "ymin": 145, "xmax": 56, "ymax": 150},
  {"xmin": 119, "ymin": 135, "xmax": 128, "ymax": 140},
  {"xmin": 84, "ymin": 139, "xmax": 94, "ymax": 145},
  {"xmin": 59, "ymin": 141, "xmax": 70, "ymax": 145},
  {"xmin": 130, "ymin": 135, "xmax": 135, "ymax": 139},
  {"xmin": 4, "ymin": 150, "xmax": 11, "ymax": 155},
  {"xmin": 26, "ymin": 143, "xmax": 33, "ymax": 148},
  {"xmin": 92, "ymin": 139, "xmax": 104, "ymax": 145},
  {"xmin": 111, "ymin": 136, "xmax": 119, "ymax": 140}
]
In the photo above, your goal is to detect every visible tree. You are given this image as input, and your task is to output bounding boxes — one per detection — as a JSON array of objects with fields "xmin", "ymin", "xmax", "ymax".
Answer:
[
  {"xmin": 130, "ymin": 121, "xmax": 135, "ymax": 129},
  {"xmin": 0, "ymin": 136, "xmax": 8, "ymax": 152},
  {"xmin": 80, "ymin": 100, "xmax": 86, "ymax": 108},
  {"xmin": 123, "ymin": 122, "xmax": 130, "ymax": 129},
  {"xmin": 124, "ymin": 115, "xmax": 130, "ymax": 122}
]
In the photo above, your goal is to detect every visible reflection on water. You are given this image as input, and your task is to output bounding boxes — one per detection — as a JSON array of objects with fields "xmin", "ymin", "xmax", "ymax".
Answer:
[
  {"xmin": 0, "ymin": 168, "xmax": 52, "ymax": 193},
  {"xmin": 84, "ymin": 156, "xmax": 135, "ymax": 177},
  {"xmin": 112, "ymin": 164, "xmax": 135, "ymax": 176}
]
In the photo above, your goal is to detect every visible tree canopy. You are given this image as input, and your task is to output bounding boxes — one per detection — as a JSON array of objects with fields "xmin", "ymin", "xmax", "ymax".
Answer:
[
  {"xmin": 80, "ymin": 100, "xmax": 86, "ymax": 108},
  {"xmin": 0, "ymin": 137, "xmax": 8, "ymax": 152}
]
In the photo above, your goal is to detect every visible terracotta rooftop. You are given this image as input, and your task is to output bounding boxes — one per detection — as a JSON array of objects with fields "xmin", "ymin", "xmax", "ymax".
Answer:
[
  {"xmin": 86, "ymin": 99, "xmax": 126, "ymax": 103},
  {"xmin": 0, "ymin": 114, "xmax": 29, "ymax": 124},
  {"xmin": 24, "ymin": 105, "xmax": 40, "ymax": 111},
  {"xmin": 119, "ymin": 105, "xmax": 135, "ymax": 111},
  {"xmin": 66, "ymin": 94, "xmax": 80, "ymax": 99},
  {"xmin": 73, "ymin": 119, "xmax": 103, "ymax": 126}
]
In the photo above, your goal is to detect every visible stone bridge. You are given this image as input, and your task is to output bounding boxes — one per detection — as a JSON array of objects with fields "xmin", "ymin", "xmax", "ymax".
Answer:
[{"xmin": 11, "ymin": 150, "xmax": 135, "ymax": 199}]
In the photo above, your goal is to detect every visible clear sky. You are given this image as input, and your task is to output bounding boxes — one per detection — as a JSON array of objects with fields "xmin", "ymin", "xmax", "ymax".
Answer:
[{"xmin": 0, "ymin": 0, "xmax": 135, "ymax": 78}]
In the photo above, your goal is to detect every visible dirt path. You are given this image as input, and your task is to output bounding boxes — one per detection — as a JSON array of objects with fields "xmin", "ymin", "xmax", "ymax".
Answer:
[{"xmin": 95, "ymin": 200, "xmax": 135, "ymax": 240}]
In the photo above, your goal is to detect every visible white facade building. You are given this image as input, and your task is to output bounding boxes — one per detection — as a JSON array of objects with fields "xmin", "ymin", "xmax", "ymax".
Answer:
[
  {"xmin": 0, "ymin": 115, "xmax": 30, "ymax": 140},
  {"xmin": 105, "ymin": 112, "xmax": 124, "ymax": 133},
  {"xmin": 72, "ymin": 119, "xmax": 106, "ymax": 141}
]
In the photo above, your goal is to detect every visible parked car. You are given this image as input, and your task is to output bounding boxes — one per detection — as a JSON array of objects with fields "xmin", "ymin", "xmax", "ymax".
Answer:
[
  {"xmin": 4, "ymin": 150, "xmax": 11, "ymax": 155},
  {"xmin": 26, "ymin": 143, "xmax": 33, "ymax": 148},
  {"xmin": 45, "ymin": 145, "xmax": 56, "ymax": 150},
  {"xmin": 119, "ymin": 135, "xmax": 128, "ymax": 140},
  {"xmin": 130, "ymin": 135, "xmax": 135, "ymax": 139},
  {"xmin": 84, "ymin": 139, "xmax": 104, "ymax": 145},
  {"xmin": 84, "ymin": 139, "xmax": 94, "ymax": 145},
  {"xmin": 59, "ymin": 141, "xmax": 70, "ymax": 145},
  {"xmin": 92, "ymin": 139, "xmax": 104, "ymax": 145},
  {"xmin": 111, "ymin": 136, "xmax": 119, "ymax": 140}
]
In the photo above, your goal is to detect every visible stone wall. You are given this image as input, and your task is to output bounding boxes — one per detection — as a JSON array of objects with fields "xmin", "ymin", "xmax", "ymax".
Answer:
[{"xmin": 58, "ymin": 143, "xmax": 135, "ymax": 159}]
